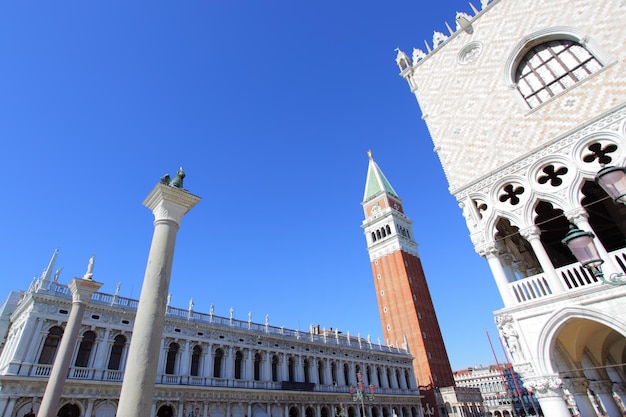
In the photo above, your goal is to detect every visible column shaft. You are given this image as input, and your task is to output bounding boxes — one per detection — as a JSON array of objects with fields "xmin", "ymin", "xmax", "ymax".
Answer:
[
  {"xmin": 39, "ymin": 278, "xmax": 102, "ymax": 417},
  {"xmin": 118, "ymin": 219, "xmax": 179, "ymax": 415}
]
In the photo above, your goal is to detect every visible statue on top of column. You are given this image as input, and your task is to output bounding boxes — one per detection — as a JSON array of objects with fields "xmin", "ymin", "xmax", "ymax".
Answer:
[
  {"xmin": 83, "ymin": 255, "xmax": 95, "ymax": 280},
  {"xmin": 160, "ymin": 167, "xmax": 186, "ymax": 189}
]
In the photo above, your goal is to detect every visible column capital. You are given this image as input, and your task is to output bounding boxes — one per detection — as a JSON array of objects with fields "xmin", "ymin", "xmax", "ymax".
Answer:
[
  {"xmin": 68, "ymin": 277, "xmax": 103, "ymax": 304},
  {"xmin": 561, "ymin": 377, "xmax": 589, "ymax": 394},
  {"xmin": 565, "ymin": 207, "xmax": 589, "ymax": 224},
  {"xmin": 143, "ymin": 183, "xmax": 201, "ymax": 225},
  {"xmin": 476, "ymin": 242, "xmax": 498, "ymax": 258},
  {"xmin": 520, "ymin": 225, "xmax": 541, "ymax": 241},
  {"xmin": 523, "ymin": 376, "xmax": 563, "ymax": 399},
  {"xmin": 589, "ymin": 379, "xmax": 614, "ymax": 394}
]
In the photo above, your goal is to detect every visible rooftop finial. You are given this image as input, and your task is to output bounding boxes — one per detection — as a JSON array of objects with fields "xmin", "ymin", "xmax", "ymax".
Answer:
[{"xmin": 367, "ymin": 150, "xmax": 373, "ymax": 160}]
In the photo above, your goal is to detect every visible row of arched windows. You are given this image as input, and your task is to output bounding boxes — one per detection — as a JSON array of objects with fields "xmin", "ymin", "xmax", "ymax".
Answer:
[
  {"xmin": 371, "ymin": 225, "xmax": 393, "ymax": 243},
  {"xmin": 38, "ymin": 327, "xmax": 128, "ymax": 371},
  {"xmin": 37, "ymin": 327, "xmax": 413, "ymax": 390}
]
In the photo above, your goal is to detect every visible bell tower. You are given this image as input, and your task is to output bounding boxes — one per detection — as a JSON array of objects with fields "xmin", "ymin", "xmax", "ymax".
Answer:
[{"xmin": 361, "ymin": 151, "xmax": 454, "ymax": 413}]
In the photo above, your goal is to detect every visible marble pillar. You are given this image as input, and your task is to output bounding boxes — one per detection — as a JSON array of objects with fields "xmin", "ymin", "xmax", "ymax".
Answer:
[
  {"xmin": 524, "ymin": 376, "xmax": 572, "ymax": 417},
  {"xmin": 117, "ymin": 175, "xmax": 200, "ymax": 417},
  {"xmin": 38, "ymin": 275, "xmax": 103, "ymax": 417}
]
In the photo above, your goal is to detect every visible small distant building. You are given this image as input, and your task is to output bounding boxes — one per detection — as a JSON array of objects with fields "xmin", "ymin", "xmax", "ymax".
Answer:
[{"xmin": 453, "ymin": 365, "xmax": 541, "ymax": 417}]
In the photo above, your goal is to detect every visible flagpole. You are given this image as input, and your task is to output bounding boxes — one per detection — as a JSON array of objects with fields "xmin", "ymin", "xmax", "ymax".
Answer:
[
  {"xmin": 486, "ymin": 328, "xmax": 516, "ymax": 417},
  {"xmin": 497, "ymin": 333, "xmax": 535, "ymax": 417}
]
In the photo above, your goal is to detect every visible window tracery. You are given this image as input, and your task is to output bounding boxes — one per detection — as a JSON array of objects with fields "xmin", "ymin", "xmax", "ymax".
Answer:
[{"xmin": 515, "ymin": 39, "xmax": 602, "ymax": 108}]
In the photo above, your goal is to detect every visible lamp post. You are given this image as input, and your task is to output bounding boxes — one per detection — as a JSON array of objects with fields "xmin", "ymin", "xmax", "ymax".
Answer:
[
  {"xmin": 562, "ymin": 224, "xmax": 626, "ymax": 285},
  {"xmin": 562, "ymin": 163, "xmax": 626, "ymax": 285},
  {"xmin": 423, "ymin": 403, "xmax": 434, "ymax": 417},
  {"xmin": 349, "ymin": 372, "xmax": 375, "ymax": 417},
  {"xmin": 596, "ymin": 165, "xmax": 626, "ymax": 204}
]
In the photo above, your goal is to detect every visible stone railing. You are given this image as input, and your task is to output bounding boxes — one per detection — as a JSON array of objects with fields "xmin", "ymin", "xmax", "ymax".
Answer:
[
  {"xmin": 33, "ymin": 281, "xmax": 404, "ymax": 355},
  {"xmin": 507, "ymin": 247, "xmax": 626, "ymax": 304}
]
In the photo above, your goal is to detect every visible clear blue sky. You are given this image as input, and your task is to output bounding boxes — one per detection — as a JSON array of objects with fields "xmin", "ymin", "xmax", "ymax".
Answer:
[{"xmin": 0, "ymin": 1, "xmax": 506, "ymax": 370}]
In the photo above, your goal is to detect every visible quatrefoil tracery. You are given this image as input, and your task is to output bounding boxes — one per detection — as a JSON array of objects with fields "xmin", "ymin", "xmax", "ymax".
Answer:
[
  {"xmin": 499, "ymin": 184, "xmax": 525, "ymax": 206},
  {"xmin": 537, "ymin": 165, "xmax": 568, "ymax": 187},
  {"xmin": 583, "ymin": 142, "xmax": 617, "ymax": 165}
]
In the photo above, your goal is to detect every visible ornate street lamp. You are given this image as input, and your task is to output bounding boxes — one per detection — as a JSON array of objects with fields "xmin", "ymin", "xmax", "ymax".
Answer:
[
  {"xmin": 562, "ymin": 224, "xmax": 626, "ymax": 285},
  {"xmin": 349, "ymin": 372, "xmax": 375, "ymax": 417},
  {"xmin": 596, "ymin": 165, "xmax": 626, "ymax": 204}
]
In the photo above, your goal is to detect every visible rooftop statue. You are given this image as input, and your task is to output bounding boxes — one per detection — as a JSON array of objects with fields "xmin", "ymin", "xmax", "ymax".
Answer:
[{"xmin": 160, "ymin": 167, "xmax": 186, "ymax": 189}]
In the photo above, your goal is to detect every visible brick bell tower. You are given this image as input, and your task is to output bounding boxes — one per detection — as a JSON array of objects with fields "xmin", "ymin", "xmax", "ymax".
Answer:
[{"xmin": 361, "ymin": 151, "xmax": 454, "ymax": 414}]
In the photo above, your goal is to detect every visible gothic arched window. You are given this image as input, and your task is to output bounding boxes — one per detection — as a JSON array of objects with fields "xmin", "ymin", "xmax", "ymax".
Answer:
[
  {"xmin": 38, "ymin": 326, "xmax": 63, "ymax": 364},
  {"xmin": 318, "ymin": 360, "xmax": 325, "ymax": 384},
  {"xmin": 165, "ymin": 342, "xmax": 179, "ymax": 375},
  {"xmin": 108, "ymin": 335, "xmax": 127, "ymax": 370},
  {"xmin": 234, "ymin": 350, "xmax": 243, "ymax": 379},
  {"xmin": 516, "ymin": 39, "xmax": 602, "ymax": 108},
  {"xmin": 254, "ymin": 352, "xmax": 262, "ymax": 381},
  {"xmin": 190, "ymin": 345, "xmax": 202, "ymax": 376},
  {"xmin": 288, "ymin": 356, "xmax": 296, "ymax": 382},
  {"xmin": 213, "ymin": 348, "xmax": 224, "ymax": 378},
  {"xmin": 271, "ymin": 355, "xmax": 279, "ymax": 381},
  {"xmin": 74, "ymin": 331, "xmax": 96, "ymax": 367},
  {"xmin": 303, "ymin": 358, "xmax": 310, "ymax": 383}
]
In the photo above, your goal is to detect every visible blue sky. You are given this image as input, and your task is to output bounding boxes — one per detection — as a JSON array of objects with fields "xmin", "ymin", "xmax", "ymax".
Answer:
[{"xmin": 0, "ymin": 1, "xmax": 505, "ymax": 370}]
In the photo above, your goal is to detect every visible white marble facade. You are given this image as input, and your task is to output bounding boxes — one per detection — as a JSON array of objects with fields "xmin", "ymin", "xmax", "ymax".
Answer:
[{"xmin": 396, "ymin": 0, "xmax": 626, "ymax": 416}]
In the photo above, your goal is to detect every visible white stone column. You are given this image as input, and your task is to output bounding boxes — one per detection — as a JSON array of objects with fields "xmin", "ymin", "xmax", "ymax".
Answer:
[
  {"xmin": 85, "ymin": 399, "xmax": 95, "ymax": 417},
  {"xmin": 225, "ymin": 346, "xmax": 234, "ymax": 379},
  {"xmin": 93, "ymin": 327, "xmax": 112, "ymax": 379},
  {"xmin": 157, "ymin": 338, "xmax": 167, "ymax": 374},
  {"xmin": 524, "ymin": 376, "xmax": 572, "ymax": 417},
  {"xmin": 263, "ymin": 351, "xmax": 272, "ymax": 382},
  {"xmin": 371, "ymin": 366, "xmax": 380, "ymax": 388},
  {"xmin": 280, "ymin": 354, "xmax": 288, "ymax": 382},
  {"xmin": 296, "ymin": 355, "xmax": 304, "ymax": 382},
  {"xmin": 18, "ymin": 317, "xmax": 44, "ymax": 375},
  {"xmin": 179, "ymin": 339, "xmax": 191, "ymax": 377},
  {"xmin": 11, "ymin": 317, "xmax": 38, "ymax": 363},
  {"xmin": 590, "ymin": 380, "xmax": 622, "ymax": 417},
  {"xmin": 117, "ymin": 177, "xmax": 200, "ymax": 417},
  {"xmin": 203, "ymin": 344, "xmax": 213, "ymax": 378},
  {"xmin": 562, "ymin": 377, "xmax": 596, "ymax": 417},
  {"xmin": 479, "ymin": 244, "xmax": 516, "ymax": 306},
  {"xmin": 39, "ymin": 276, "xmax": 103, "ymax": 417},
  {"xmin": 3, "ymin": 397, "xmax": 17, "ymax": 417},
  {"xmin": 520, "ymin": 226, "xmax": 566, "ymax": 292},
  {"xmin": 245, "ymin": 350, "xmax": 254, "ymax": 381}
]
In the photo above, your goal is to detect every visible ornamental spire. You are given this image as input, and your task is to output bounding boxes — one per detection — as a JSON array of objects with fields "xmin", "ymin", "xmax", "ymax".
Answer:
[{"xmin": 362, "ymin": 151, "xmax": 399, "ymax": 202}]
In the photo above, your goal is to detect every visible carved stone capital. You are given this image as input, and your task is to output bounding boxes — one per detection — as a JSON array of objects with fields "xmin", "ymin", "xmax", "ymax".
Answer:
[
  {"xmin": 520, "ymin": 226, "xmax": 541, "ymax": 241},
  {"xmin": 523, "ymin": 376, "xmax": 563, "ymax": 398},
  {"xmin": 562, "ymin": 377, "xmax": 589, "ymax": 395},
  {"xmin": 143, "ymin": 183, "xmax": 201, "ymax": 226},
  {"xmin": 565, "ymin": 207, "xmax": 589, "ymax": 224},
  {"xmin": 476, "ymin": 242, "xmax": 498, "ymax": 258},
  {"xmin": 589, "ymin": 379, "xmax": 614, "ymax": 394},
  {"xmin": 69, "ymin": 278, "xmax": 104, "ymax": 304}
]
